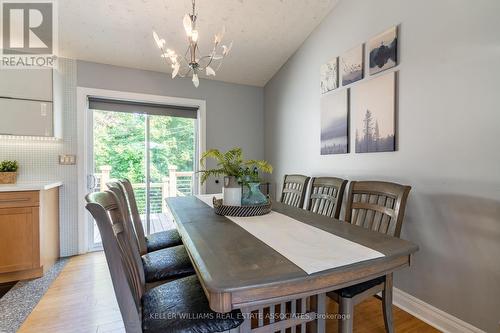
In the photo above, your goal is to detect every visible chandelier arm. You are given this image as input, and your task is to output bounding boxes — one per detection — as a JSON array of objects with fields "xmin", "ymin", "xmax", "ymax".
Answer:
[
  {"xmin": 198, "ymin": 54, "xmax": 212, "ymax": 62},
  {"xmin": 177, "ymin": 66, "xmax": 192, "ymax": 78},
  {"xmin": 158, "ymin": 46, "xmax": 171, "ymax": 66},
  {"xmin": 209, "ymin": 41, "xmax": 218, "ymax": 54},
  {"xmin": 181, "ymin": 57, "xmax": 189, "ymax": 67},
  {"xmin": 207, "ymin": 42, "xmax": 219, "ymax": 60},
  {"xmin": 214, "ymin": 60, "xmax": 224, "ymax": 72},
  {"xmin": 193, "ymin": 42, "xmax": 201, "ymax": 63},
  {"xmin": 181, "ymin": 60, "xmax": 190, "ymax": 70},
  {"xmin": 195, "ymin": 44, "xmax": 202, "ymax": 59},
  {"xmin": 191, "ymin": 39, "xmax": 222, "ymax": 70},
  {"xmin": 199, "ymin": 55, "xmax": 215, "ymax": 70},
  {"xmin": 177, "ymin": 53, "xmax": 190, "ymax": 66}
]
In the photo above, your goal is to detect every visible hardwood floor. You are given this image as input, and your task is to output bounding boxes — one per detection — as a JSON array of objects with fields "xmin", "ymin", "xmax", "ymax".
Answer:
[
  {"xmin": 18, "ymin": 252, "xmax": 124, "ymax": 333},
  {"xmin": 18, "ymin": 252, "xmax": 439, "ymax": 333}
]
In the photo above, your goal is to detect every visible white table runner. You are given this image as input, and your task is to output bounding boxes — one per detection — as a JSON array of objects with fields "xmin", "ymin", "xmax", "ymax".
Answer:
[{"xmin": 196, "ymin": 194, "xmax": 385, "ymax": 274}]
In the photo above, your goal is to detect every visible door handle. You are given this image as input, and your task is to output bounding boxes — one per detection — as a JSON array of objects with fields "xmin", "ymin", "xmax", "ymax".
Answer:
[{"xmin": 87, "ymin": 174, "xmax": 97, "ymax": 190}]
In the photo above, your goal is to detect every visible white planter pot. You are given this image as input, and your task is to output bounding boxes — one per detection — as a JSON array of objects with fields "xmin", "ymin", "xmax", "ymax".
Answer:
[{"xmin": 223, "ymin": 176, "xmax": 242, "ymax": 206}]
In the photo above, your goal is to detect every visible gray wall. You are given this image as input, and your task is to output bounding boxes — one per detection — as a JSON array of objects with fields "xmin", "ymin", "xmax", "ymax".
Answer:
[
  {"xmin": 77, "ymin": 60, "xmax": 264, "ymax": 193},
  {"xmin": 264, "ymin": 0, "xmax": 500, "ymax": 331}
]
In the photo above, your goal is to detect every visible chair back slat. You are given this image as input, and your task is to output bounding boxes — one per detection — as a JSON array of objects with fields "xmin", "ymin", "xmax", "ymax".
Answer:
[
  {"xmin": 120, "ymin": 179, "xmax": 148, "ymax": 255},
  {"xmin": 306, "ymin": 177, "xmax": 347, "ymax": 219},
  {"xmin": 345, "ymin": 181, "xmax": 411, "ymax": 238},
  {"xmin": 107, "ymin": 180, "xmax": 148, "ymax": 255},
  {"xmin": 280, "ymin": 174, "xmax": 311, "ymax": 208},
  {"xmin": 85, "ymin": 191, "xmax": 145, "ymax": 333}
]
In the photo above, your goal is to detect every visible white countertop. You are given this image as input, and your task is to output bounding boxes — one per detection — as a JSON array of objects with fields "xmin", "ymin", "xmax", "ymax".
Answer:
[{"xmin": 0, "ymin": 181, "xmax": 63, "ymax": 192}]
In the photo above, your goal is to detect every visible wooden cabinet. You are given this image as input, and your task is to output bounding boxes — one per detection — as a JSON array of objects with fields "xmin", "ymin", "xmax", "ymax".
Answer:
[
  {"xmin": 0, "ymin": 207, "xmax": 39, "ymax": 273},
  {"xmin": 0, "ymin": 188, "xmax": 59, "ymax": 283}
]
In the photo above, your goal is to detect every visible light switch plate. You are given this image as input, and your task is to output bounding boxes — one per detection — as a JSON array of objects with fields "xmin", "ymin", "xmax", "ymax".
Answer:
[
  {"xmin": 59, "ymin": 155, "xmax": 76, "ymax": 165},
  {"xmin": 40, "ymin": 103, "xmax": 47, "ymax": 116}
]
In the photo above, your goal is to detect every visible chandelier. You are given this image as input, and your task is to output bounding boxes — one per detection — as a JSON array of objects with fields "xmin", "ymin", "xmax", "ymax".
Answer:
[{"xmin": 153, "ymin": 0, "xmax": 233, "ymax": 88}]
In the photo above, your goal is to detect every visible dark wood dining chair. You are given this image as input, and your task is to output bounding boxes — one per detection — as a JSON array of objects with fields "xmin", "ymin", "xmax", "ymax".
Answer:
[
  {"xmin": 85, "ymin": 191, "xmax": 243, "ymax": 333},
  {"xmin": 328, "ymin": 181, "xmax": 411, "ymax": 333},
  {"xmin": 106, "ymin": 181, "xmax": 194, "ymax": 284},
  {"xmin": 117, "ymin": 179, "xmax": 183, "ymax": 254},
  {"xmin": 280, "ymin": 174, "xmax": 311, "ymax": 208},
  {"xmin": 306, "ymin": 177, "xmax": 348, "ymax": 219}
]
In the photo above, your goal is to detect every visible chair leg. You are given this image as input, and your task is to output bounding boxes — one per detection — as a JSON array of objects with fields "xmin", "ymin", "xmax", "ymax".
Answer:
[
  {"xmin": 382, "ymin": 273, "xmax": 394, "ymax": 333},
  {"xmin": 338, "ymin": 296, "xmax": 354, "ymax": 333},
  {"xmin": 239, "ymin": 307, "xmax": 251, "ymax": 333}
]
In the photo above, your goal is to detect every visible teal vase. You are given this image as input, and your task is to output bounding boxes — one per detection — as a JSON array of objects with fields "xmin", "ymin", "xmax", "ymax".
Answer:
[{"xmin": 242, "ymin": 182, "xmax": 267, "ymax": 206}]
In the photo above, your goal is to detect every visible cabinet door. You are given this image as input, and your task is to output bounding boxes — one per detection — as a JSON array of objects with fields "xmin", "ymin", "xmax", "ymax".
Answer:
[
  {"xmin": 0, "ymin": 68, "xmax": 53, "ymax": 101},
  {"xmin": 0, "ymin": 207, "xmax": 39, "ymax": 273},
  {"xmin": 0, "ymin": 98, "xmax": 54, "ymax": 136}
]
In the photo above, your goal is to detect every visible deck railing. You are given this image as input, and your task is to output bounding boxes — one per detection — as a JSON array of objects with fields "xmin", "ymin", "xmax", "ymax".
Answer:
[{"xmin": 96, "ymin": 165, "xmax": 195, "ymax": 213}]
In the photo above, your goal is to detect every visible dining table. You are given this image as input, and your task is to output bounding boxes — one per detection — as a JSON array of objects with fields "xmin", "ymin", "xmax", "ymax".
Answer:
[{"xmin": 166, "ymin": 195, "xmax": 418, "ymax": 333}]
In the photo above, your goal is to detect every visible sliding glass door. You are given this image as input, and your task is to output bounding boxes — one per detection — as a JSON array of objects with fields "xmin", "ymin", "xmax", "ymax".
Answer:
[
  {"xmin": 147, "ymin": 114, "xmax": 196, "ymax": 233},
  {"xmin": 88, "ymin": 104, "xmax": 197, "ymax": 249}
]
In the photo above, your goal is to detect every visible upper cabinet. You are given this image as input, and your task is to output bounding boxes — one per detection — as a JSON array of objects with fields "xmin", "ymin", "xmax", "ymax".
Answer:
[
  {"xmin": 0, "ymin": 68, "xmax": 62, "ymax": 138},
  {"xmin": 0, "ymin": 69, "xmax": 53, "ymax": 101}
]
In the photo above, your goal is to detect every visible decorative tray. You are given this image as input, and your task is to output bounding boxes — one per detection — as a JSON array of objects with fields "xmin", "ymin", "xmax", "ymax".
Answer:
[{"xmin": 212, "ymin": 197, "xmax": 272, "ymax": 217}]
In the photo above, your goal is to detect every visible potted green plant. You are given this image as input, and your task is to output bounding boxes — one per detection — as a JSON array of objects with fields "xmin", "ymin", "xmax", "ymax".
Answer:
[
  {"xmin": 199, "ymin": 147, "xmax": 272, "ymax": 206},
  {"xmin": 0, "ymin": 160, "xmax": 19, "ymax": 184}
]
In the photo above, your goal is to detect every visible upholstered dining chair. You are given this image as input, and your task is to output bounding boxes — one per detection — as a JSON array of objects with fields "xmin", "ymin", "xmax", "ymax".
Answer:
[
  {"xmin": 280, "ymin": 174, "xmax": 311, "ymax": 208},
  {"xmin": 85, "ymin": 191, "xmax": 244, "ymax": 333},
  {"xmin": 306, "ymin": 177, "xmax": 348, "ymax": 219},
  {"xmin": 106, "ymin": 181, "xmax": 194, "ymax": 284},
  {"xmin": 116, "ymin": 179, "xmax": 183, "ymax": 254},
  {"xmin": 327, "ymin": 181, "xmax": 411, "ymax": 333}
]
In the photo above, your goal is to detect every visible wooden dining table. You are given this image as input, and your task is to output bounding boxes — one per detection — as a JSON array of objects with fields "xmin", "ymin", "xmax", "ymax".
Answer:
[{"xmin": 166, "ymin": 196, "xmax": 418, "ymax": 333}]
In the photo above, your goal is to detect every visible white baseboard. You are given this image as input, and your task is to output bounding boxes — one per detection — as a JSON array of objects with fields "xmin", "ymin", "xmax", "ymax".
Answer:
[{"xmin": 393, "ymin": 288, "xmax": 485, "ymax": 333}]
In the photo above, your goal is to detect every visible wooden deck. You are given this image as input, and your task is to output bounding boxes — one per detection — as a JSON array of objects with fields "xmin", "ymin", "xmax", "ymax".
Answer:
[
  {"xmin": 94, "ymin": 212, "xmax": 176, "ymax": 244},
  {"xmin": 149, "ymin": 211, "xmax": 176, "ymax": 234}
]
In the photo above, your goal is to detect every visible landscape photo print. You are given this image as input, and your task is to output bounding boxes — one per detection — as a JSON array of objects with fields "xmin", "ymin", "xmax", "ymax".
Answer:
[
  {"xmin": 320, "ymin": 88, "xmax": 349, "ymax": 155},
  {"xmin": 368, "ymin": 26, "xmax": 398, "ymax": 75},
  {"xmin": 320, "ymin": 57, "xmax": 338, "ymax": 94},
  {"xmin": 352, "ymin": 71, "xmax": 396, "ymax": 153},
  {"xmin": 341, "ymin": 44, "xmax": 364, "ymax": 86}
]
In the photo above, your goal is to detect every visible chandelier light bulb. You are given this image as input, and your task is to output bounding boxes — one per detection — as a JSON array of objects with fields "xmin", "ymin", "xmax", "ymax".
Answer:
[
  {"xmin": 183, "ymin": 14, "xmax": 192, "ymax": 36},
  {"xmin": 172, "ymin": 63, "xmax": 180, "ymax": 78},
  {"xmin": 192, "ymin": 73, "xmax": 199, "ymax": 87},
  {"xmin": 152, "ymin": 31, "xmax": 165, "ymax": 49},
  {"xmin": 191, "ymin": 30, "xmax": 199, "ymax": 42},
  {"xmin": 206, "ymin": 66, "xmax": 216, "ymax": 76},
  {"xmin": 214, "ymin": 26, "xmax": 225, "ymax": 44}
]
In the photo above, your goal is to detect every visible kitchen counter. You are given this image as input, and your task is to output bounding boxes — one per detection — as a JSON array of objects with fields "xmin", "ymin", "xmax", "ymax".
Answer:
[{"xmin": 0, "ymin": 181, "xmax": 62, "ymax": 192}]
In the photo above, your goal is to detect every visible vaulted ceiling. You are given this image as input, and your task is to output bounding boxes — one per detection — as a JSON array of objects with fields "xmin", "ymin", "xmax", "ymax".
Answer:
[{"xmin": 59, "ymin": 0, "xmax": 337, "ymax": 86}]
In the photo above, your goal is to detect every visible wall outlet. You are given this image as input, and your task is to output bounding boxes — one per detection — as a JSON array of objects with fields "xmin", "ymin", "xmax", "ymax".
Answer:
[{"xmin": 59, "ymin": 155, "xmax": 76, "ymax": 165}]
